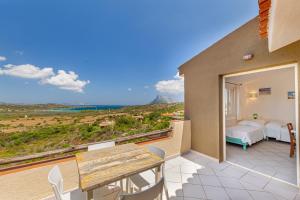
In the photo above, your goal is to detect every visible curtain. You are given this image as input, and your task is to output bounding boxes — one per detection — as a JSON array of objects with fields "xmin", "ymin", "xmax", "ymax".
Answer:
[{"xmin": 225, "ymin": 83, "xmax": 239, "ymax": 123}]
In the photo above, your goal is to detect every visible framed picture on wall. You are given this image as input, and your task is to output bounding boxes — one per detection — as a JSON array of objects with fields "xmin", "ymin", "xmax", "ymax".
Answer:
[
  {"xmin": 259, "ymin": 87, "xmax": 271, "ymax": 95},
  {"xmin": 288, "ymin": 91, "xmax": 295, "ymax": 99}
]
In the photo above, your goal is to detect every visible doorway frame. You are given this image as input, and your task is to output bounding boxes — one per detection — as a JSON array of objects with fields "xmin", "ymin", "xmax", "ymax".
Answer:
[{"xmin": 222, "ymin": 63, "xmax": 299, "ymax": 186}]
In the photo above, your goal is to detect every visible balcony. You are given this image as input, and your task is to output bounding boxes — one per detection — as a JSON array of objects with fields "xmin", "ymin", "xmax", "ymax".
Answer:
[{"xmin": 0, "ymin": 120, "xmax": 299, "ymax": 200}]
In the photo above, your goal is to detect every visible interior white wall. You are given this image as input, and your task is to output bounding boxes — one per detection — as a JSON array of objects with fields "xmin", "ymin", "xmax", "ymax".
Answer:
[{"xmin": 226, "ymin": 68, "xmax": 295, "ymax": 124}]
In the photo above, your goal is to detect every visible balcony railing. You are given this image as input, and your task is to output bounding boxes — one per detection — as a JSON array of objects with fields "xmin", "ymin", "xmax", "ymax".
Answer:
[{"xmin": 0, "ymin": 128, "xmax": 172, "ymax": 171}]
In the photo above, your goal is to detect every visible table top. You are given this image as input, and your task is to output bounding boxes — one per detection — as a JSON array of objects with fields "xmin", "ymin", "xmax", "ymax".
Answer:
[{"xmin": 76, "ymin": 143, "xmax": 164, "ymax": 191}]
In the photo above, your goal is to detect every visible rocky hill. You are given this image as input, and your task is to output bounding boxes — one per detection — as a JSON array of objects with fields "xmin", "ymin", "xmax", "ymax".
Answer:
[{"xmin": 150, "ymin": 95, "xmax": 174, "ymax": 104}]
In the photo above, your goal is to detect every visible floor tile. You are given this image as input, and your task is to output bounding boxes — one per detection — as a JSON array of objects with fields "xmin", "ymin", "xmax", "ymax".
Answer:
[
  {"xmin": 181, "ymin": 164, "xmax": 198, "ymax": 174},
  {"xmin": 240, "ymin": 172, "xmax": 270, "ymax": 189},
  {"xmin": 181, "ymin": 173, "xmax": 201, "ymax": 185},
  {"xmin": 161, "ymin": 152, "xmax": 299, "ymax": 200},
  {"xmin": 225, "ymin": 188, "xmax": 252, "ymax": 200},
  {"xmin": 207, "ymin": 161, "xmax": 230, "ymax": 172},
  {"xmin": 273, "ymin": 173, "xmax": 297, "ymax": 184},
  {"xmin": 166, "ymin": 165, "xmax": 181, "ymax": 174},
  {"xmin": 199, "ymin": 175, "xmax": 222, "ymax": 187},
  {"xmin": 227, "ymin": 141, "xmax": 297, "ymax": 185},
  {"xmin": 203, "ymin": 186, "xmax": 230, "ymax": 200},
  {"xmin": 252, "ymin": 165, "xmax": 276, "ymax": 176},
  {"xmin": 138, "ymin": 170, "xmax": 155, "ymax": 185},
  {"xmin": 182, "ymin": 183, "xmax": 206, "ymax": 199},
  {"xmin": 239, "ymin": 180, "xmax": 264, "ymax": 192},
  {"xmin": 197, "ymin": 167, "xmax": 215, "ymax": 176},
  {"xmin": 215, "ymin": 165, "xmax": 248, "ymax": 179},
  {"xmin": 165, "ymin": 172, "xmax": 182, "ymax": 183},
  {"xmin": 248, "ymin": 190, "xmax": 281, "ymax": 200},
  {"xmin": 294, "ymin": 194, "xmax": 300, "ymax": 200},
  {"xmin": 264, "ymin": 179, "xmax": 299, "ymax": 200},
  {"xmin": 218, "ymin": 177, "xmax": 244, "ymax": 189},
  {"xmin": 166, "ymin": 182, "xmax": 184, "ymax": 197}
]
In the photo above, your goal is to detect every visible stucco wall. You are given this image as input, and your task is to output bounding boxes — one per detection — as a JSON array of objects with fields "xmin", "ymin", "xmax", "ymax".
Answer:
[{"xmin": 179, "ymin": 17, "xmax": 300, "ymax": 161}]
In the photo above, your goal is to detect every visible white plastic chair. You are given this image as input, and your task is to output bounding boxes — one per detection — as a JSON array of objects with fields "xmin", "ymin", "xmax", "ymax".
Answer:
[
  {"xmin": 120, "ymin": 177, "xmax": 166, "ymax": 200},
  {"xmin": 48, "ymin": 165, "xmax": 86, "ymax": 200},
  {"xmin": 88, "ymin": 141, "xmax": 115, "ymax": 151},
  {"xmin": 128, "ymin": 146, "xmax": 168, "ymax": 198},
  {"xmin": 48, "ymin": 165, "xmax": 121, "ymax": 200}
]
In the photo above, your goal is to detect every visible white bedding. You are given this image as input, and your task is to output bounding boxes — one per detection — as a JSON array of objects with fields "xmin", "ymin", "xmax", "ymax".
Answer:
[
  {"xmin": 265, "ymin": 121, "xmax": 282, "ymax": 140},
  {"xmin": 265, "ymin": 121, "xmax": 291, "ymax": 142},
  {"xmin": 226, "ymin": 120, "xmax": 265, "ymax": 145},
  {"xmin": 280, "ymin": 126, "xmax": 290, "ymax": 142}
]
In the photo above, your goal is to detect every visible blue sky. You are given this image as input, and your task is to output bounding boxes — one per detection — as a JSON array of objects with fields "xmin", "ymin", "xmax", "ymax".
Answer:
[{"xmin": 0, "ymin": 0, "xmax": 258, "ymax": 105}]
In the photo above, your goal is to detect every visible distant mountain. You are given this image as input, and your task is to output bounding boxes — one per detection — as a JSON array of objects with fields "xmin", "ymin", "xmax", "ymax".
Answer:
[{"xmin": 150, "ymin": 95, "xmax": 174, "ymax": 104}]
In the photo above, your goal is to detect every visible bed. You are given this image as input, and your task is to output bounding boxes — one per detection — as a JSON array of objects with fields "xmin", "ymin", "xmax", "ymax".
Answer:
[
  {"xmin": 265, "ymin": 121, "xmax": 291, "ymax": 142},
  {"xmin": 226, "ymin": 120, "xmax": 266, "ymax": 150}
]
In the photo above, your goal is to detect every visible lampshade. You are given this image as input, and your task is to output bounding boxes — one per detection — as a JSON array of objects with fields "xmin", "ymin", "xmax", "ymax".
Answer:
[{"xmin": 248, "ymin": 91, "xmax": 258, "ymax": 99}]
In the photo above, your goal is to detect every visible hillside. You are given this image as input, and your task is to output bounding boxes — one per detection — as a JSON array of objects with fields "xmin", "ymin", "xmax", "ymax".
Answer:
[
  {"xmin": 0, "ymin": 103, "xmax": 183, "ymax": 159},
  {"xmin": 150, "ymin": 95, "xmax": 174, "ymax": 104}
]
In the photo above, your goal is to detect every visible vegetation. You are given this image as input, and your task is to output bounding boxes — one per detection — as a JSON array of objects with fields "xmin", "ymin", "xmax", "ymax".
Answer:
[{"xmin": 0, "ymin": 103, "xmax": 183, "ymax": 158}]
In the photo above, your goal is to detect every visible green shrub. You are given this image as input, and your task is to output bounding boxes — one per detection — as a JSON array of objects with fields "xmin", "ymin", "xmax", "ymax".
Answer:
[
  {"xmin": 114, "ymin": 116, "xmax": 141, "ymax": 132},
  {"xmin": 153, "ymin": 121, "xmax": 170, "ymax": 130}
]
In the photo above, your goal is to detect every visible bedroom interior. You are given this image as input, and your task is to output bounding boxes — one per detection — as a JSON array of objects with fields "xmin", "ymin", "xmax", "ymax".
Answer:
[{"xmin": 223, "ymin": 65, "xmax": 298, "ymax": 185}]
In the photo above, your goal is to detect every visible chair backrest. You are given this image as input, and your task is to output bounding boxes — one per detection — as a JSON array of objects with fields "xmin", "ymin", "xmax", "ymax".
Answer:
[
  {"xmin": 48, "ymin": 165, "xmax": 64, "ymax": 200},
  {"xmin": 120, "ymin": 177, "xmax": 164, "ymax": 200},
  {"xmin": 88, "ymin": 141, "xmax": 115, "ymax": 151},
  {"xmin": 287, "ymin": 123, "xmax": 296, "ymax": 142},
  {"xmin": 148, "ymin": 146, "xmax": 165, "ymax": 159},
  {"xmin": 148, "ymin": 146, "xmax": 166, "ymax": 177}
]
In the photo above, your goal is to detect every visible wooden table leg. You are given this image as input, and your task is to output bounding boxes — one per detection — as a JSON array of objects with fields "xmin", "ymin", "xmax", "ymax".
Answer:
[
  {"xmin": 87, "ymin": 190, "xmax": 93, "ymax": 200},
  {"xmin": 155, "ymin": 165, "xmax": 161, "ymax": 183}
]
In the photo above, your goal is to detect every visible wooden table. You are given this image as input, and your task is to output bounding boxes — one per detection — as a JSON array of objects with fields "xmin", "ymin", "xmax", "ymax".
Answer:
[{"xmin": 76, "ymin": 143, "xmax": 164, "ymax": 200}]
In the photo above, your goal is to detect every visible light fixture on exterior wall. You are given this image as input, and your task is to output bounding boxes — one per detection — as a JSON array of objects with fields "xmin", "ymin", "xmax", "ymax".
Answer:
[
  {"xmin": 248, "ymin": 91, "xmax": 258, "ymax": 100},
  {"xmin": 243, "ymin": 53, "xmax": 254, "ymax": 61}
]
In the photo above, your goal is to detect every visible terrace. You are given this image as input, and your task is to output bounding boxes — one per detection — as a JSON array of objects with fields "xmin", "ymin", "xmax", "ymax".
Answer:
[{"xmin": 1, "ymin": 120, "xmax": 300, "ymax": 200}]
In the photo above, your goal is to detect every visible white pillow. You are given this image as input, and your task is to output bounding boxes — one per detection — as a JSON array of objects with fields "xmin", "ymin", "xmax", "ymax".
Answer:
[
  {"xmin": 238, "ymin": 120, "xmax": 265, "ymax": 128},
  {"xmin": 253, "ymin": 119, "xmax": 266, "ymax": 125}
]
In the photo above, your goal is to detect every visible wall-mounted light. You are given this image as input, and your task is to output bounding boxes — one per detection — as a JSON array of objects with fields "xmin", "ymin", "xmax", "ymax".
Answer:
[
  {"xmin": 248, "ymin": 91, "xmax": 258, "ymax": 100},
  {"xmin": 243, "ymin": 53, "xmax": 254, "ymax": 61}
]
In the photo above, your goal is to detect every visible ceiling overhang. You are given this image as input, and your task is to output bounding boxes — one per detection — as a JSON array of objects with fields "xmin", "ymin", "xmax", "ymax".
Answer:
[{"xmin": 259, "ymin": 0, "xmax": 300, "ymax": 52}]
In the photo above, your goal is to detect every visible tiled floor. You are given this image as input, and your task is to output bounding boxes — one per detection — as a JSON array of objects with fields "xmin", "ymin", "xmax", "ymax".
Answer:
[
  {"xmin": 5, "ymin": 147, "xmax": 297, "ymax": 200},
  {"xmin": 226, "ymin": 140, "xmax": 297, "ymax": 185},
  {"xmin": 138, "ymin": 151, "xmax": 300, "ymax": 200}
]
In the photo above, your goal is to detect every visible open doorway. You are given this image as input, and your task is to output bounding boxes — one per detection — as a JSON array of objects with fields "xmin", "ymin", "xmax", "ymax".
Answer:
[{"xmin": 222, "ymin": 64, "xmax": 299, "ymax": 186}]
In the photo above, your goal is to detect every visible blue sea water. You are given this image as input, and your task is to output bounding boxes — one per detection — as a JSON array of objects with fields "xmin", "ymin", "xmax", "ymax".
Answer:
[{"xmin": 49, "ymin": 105, "xmax": 124, "ymax": 112}]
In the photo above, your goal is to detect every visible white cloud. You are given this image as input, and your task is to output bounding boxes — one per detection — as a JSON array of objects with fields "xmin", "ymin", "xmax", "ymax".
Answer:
[
  {"xmin": 0, "ymin": 64, "xmax": 89, "ymax": 93},
  {"xmin": 0, "ymin": 56, "xmax": 7, "ymax": 62},
  {"xmin": 0, "ymin": 64, "xmax": 54, "ymax": 79},
  {"xmin": 144, "ymin": 85, "xmax": 149, "ymax": 89},
  {"xmin": 128, "ymin": 88, "xmax": 132, "ymax": 92},
  {"xmin": 42, "ymin": 70, "xmax": 90, "ymax": 93},
  {"xmin": 155, "ymin": 72, "xmax": 184, "ymax": 94}
]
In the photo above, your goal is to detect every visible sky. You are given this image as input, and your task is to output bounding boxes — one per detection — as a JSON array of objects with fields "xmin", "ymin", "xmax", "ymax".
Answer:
[{"xmin": 0, "ymin": 0, "xmax": 258, "ymax": 105}]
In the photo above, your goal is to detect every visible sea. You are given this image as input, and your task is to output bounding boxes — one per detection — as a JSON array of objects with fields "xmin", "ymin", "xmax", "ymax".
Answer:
[{"xmin": 48, "ymin": 105, "xmax": 124, "ymax": 112}]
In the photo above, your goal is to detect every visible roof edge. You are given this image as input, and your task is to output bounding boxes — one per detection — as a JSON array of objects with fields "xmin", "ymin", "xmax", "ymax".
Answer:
[{"xmin": 178, "ymin": 16, "xmax": 259, "ymax": 73}]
